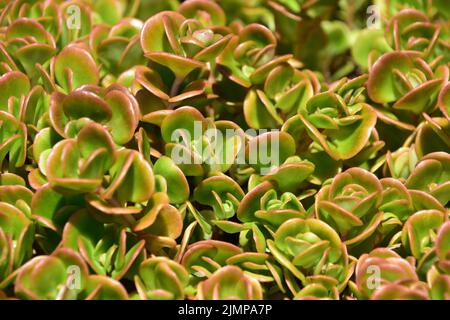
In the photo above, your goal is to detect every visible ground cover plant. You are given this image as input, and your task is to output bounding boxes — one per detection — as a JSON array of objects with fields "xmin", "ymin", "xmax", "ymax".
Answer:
[{"xmin": 0, "ymin": 0, "xmax": 449, "ymax": 300}]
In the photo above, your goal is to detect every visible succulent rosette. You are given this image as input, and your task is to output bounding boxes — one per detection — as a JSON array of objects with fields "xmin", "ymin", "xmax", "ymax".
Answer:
[
  {"xmin": 134, "ymin": 256, "xmax": 189, "ymax": 300},
  {"xmin": 85, "ymin": 147, "xmax": 155, "ymax": 216},
  {"xmin": 351, "ymin": 248, "xmax": 422, "ymax": 299},
  {"xmin": 382, "ymin": 146, "xmax": 419, "ymax": 180},
  {"xmin": 181, "ymin": 240, "xmax": 242, "ymax": 279},
  {"xmin": 244, "ymin": 130, "xmax": 297, "ymax": 175},
  {"xmin": 209, "ymin": 176, "xmax": 310, "ymax": 255},
  {"xmin": 147, "ymin": 106, "xmax": 244, "ymax": 177},
  {"xmin": 138, "ymin": 2, "xmax": 232, "ymax": 106},
  {"xmin": 31, "ymin": 118, "xmax": 155, "ymax": 218},
  {"xmin": 243, "ymin": 61, "xmax": 314, "ymax": 129},
  {"xmin": 62, "ymin": 210, "xmax": 146, "ymax": 280},
  {"xmin": 2, "ymin": 17, "xmax": 56, "ymax": 81},
  {"xmin": 240, "ymin": 129, "xmax": 316, "ymax": 191},
  {"xmin": 298, "ymin": 91, "xmax": 378, "ymax": 161},
  {"xmin": 282, "ymin": 112, "xmax": 342, "ymax": 184},
  {"xmin": 13, "ymin": 247, "xmax": 128, "ymax": 300},
  {"xmin": 238, "ymin": 184, "xmax": 308, "ymax": 227},
  {"xmin": 241, "ymin": 191, "xmax": 304, "ymax": 253},
  {"xmin": 385, "ymin": 9, "xmax": 449, "ymax": 63},
  {"xmin": 325, "ymin": 75, "xmax": 386, "ymax": 169},
  {"xmin": 43, "ymin": 122, "xmax": 116, "ymax": 194},
  {"xmin": 367, "ymin": 51, "xmax": 447, "ymax": 116},
  {"xmin": 414, "ymin": 115, "xmax": 450, "ymax": 158},
  {"xmin": 91, "ymin": 18, "xmax": 146, "ymax": 79},
  {"xmin": 401, "ymin": 209, "xmax": 446, "ymax": 273},
  {"xmin": 268, "ymin": 218, "xmax": 354, "ymax": 296},
  {"xmin": 378, "ymin": 176, "xmax": 447, "ymax": 248},
  {"xmin": 216, "ymin": 22, "xmax": 290, "ymax": 89},
  {"xmin": 196, "ymin": 265, "xmax": 263, "ymax": 300},
  {"xmin": 405, "ymin": 152, "xmax": 450, "ymax": 206},
  {"xmin": 0, "ymin": 0, "xmax": 449, "ymax": 302},
  {"xmin": 49, "ymin": 84, "xmax": 140, "ymax": 145},
  {"xmin": 315, "ymin": 168, "xmax": 384, "ymax": 252},
  {"xmin": 14, "ymin": 247, "xmax": 89, "ymax": 300},
  {"xmin": 217, "ymin": 134, "xmax": 316, "ymax": 252},
  {"xmin": 194, "ymin": 174, "xmax": 244, "ymax": 219}
]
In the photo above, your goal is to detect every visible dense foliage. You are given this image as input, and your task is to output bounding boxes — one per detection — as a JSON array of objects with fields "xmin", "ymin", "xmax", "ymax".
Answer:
[{"xmin": 0, "ymin": 0, "xmax": 449, "ymax": 300}]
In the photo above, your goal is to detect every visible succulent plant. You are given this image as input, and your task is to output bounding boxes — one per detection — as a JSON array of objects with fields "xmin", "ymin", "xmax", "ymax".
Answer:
[
  {"xmin": 13, "ymin": 247, "xmax": 128, "ymax": 300},
  {"xmin": 134, "ymin": 256, "xmax": 189, "ymax": 300},
  {"xmin": 0, "ymin": 174, "xmax": 34, "ymax": 287},
  {"xmin": 44, "ymin": 123, "xmax": 116, "ymax": 194},
  {"xmin": 181, "ymin": 240, "xmax": 242, "ymax": 278},
  {"xmin": 405, "ymin": 152, "xmax": 450, "ymax": 206},
  {"xmin": 14, "ymin": 247, "xmax": 90, "ymax": 300},
  {"xmin": 147, "ymin": 106, "xmax": 244, "ymax": 177},
  {"xmin": 3, "ymin": 18, "xmax": 56, "ymax": 81},
  {"xmin": 49, "ymin": 84, "xmax": 140, "ymax": 145},
  {"xmin": 367, "ymin": 51, "xmax": 446, "ymax": 115},
  {"xmin": 429, "ymin": 274, "xmax": 450, "ymax": 300},
  {"xmin": 268, "ymin": 218, "xmax": 355, "ymax": 297},
  {"xmin": 370, "ymin": 280, "xmax": 430, "ymax": 300},
  {"xmin": 315, "ymin": 168, "xmax": 384, "ymax": 253},
  {"xmin": 382, "ymin": 146, "xmax": 418, "ymax": 179},
  {"xmin": 435, "ymin": 221, "xmax": 450, "ymax": 275},
  {"xmin": 53, "ymin": 44, "xmax": 100, "ymax": 93},
  {"xmin": 138, "ymin": 2, "xmax": 232, "ymax": 107},
  {"xmin": 196, "ymin": 265, "xmax": 263, "ymax": 300},
  {"xmin": 401, "ymin": 209, "xmax": 446, "ymax": 264},
  {"xmin": 385, "ymin": 9, "xmax": 449, "ymax": 64},
  {"xmin": 414, "ymin": 116, "xmax": 450, "ymax": 158},
  {"xmin": 91, "ymin": 18, "xmax": 146, "ymax": 79},
  {"xmin": 62, "ymin": 209, "xmax": 146, "ymax": 280},
  {"xmin": 298, "ymin": 91, "xmax": 378, "ymax": 161},
  {"xmin": 0, "ymin": 0, "xmax": 448, "ymax": 301},
  {"xmin": 243, "ymin": 61, "xmax": 314, "ymax": 128},
  {"xmin": 194, "ymin": 174, "xmax": 244, "ymax": 219},
  {"xmin": 351, "ymin": 248, "xmax": 420, "ymax": 299},
  {"xmin": 216, "ymin": 23, "xmax": 286, "ymax": 89},
  {"xmin": 0, "ymin": 108, "xmax": 28, "ymax": 168}
]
